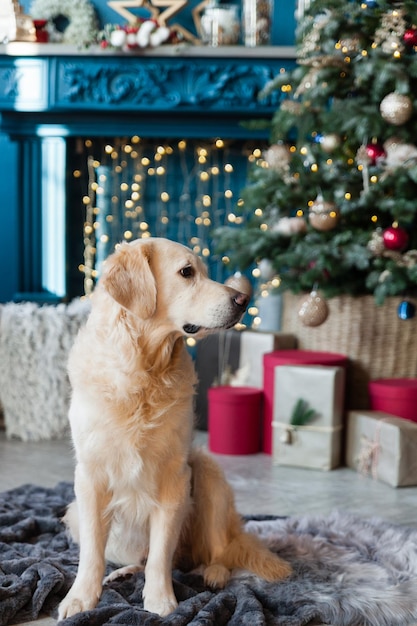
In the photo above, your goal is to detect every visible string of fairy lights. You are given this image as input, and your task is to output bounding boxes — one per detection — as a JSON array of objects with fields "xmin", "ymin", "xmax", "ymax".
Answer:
[{"xmin": 73, "ymin": 135, "xmax": 278, "ymax": 333}]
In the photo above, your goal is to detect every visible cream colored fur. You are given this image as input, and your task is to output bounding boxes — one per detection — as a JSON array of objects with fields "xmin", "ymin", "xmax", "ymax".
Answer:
[{"xmin": 58, "ymin": 237, "xmax": 291, "ymax": 621}]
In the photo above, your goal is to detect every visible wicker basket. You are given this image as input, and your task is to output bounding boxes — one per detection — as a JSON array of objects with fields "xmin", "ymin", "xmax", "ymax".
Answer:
[{"xmin": 281, "ymin": 293, "xmax": 417, "ymax": 409}]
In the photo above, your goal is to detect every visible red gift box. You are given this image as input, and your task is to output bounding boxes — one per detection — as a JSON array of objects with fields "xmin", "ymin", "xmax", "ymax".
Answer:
[
  {"xmin": 369, "ymin": 378, "xmax": 417, "ymax": 422},
  {"xmin": 263, "ymin": 350, "xmax": 348, "ymax": 454},
  {"xmin": 208, "ymin": 386, "xmax": 263, "ymax": 455}
]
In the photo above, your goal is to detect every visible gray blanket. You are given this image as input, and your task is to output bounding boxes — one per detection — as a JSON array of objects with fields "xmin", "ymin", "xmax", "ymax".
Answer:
[{"xmin": 1, "ymin": 482, "xmax": 417, "ymax": 626}]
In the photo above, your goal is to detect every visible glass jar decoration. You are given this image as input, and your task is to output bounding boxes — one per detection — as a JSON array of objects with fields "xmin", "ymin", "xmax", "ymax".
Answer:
[
  {"xmin": 243, "ymin": 0, "xmax": 273, "ymax": 46},
  {"xmin": 201, "ymin": 2, "xmax": 240, "ymax": 47}
]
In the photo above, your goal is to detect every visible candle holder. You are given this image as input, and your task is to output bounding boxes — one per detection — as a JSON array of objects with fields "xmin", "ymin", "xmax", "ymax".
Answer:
[{"xmin": 242, "ymin": 0, "xmax": 273, "ymax": 47}]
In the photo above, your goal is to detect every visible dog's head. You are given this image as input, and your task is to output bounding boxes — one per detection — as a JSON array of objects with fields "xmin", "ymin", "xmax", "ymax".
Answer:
[{"xmin": 100, "ymin": 238, "xmax": 249, "ymax": 338}]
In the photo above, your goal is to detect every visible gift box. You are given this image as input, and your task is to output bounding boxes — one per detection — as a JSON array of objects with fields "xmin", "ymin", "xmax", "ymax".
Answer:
[
  {"xmin": 208, "ymin": 386, "xmax": 263, "ymax": 455},
  {"xmin": 346, "ymin": 410, "xmax": 417, "ymax": 487},
  {"xmin": 272, "ymin": 365, "xmax": 345, "ymax": 470},
  {"xmin": 238, "ymin": 329, "xmax": 296, "ymax": 388},
  {"xmin": 195, "ymin": 330, "xmax": 296, "ymax": 429},
  {"xmin": 369, "ymin": 378, "xmax": 417, "ymax": 422},
  {"xmin": 263, "ymin": 350, "xmax": 348, "ymax": 454}
]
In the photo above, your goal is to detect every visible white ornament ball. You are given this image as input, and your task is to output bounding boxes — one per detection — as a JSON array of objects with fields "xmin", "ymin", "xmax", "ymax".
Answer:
[
  {"xmin": 150, "ymin": 26, "xmax": 170, "ymax": 47},
  {"xmin": 137, "ymin": 20, "xmax": 156, "ymax": 47},
  {"xmin": 320, "ymin": 134, "xmax": 341, "ymax": 153},
  {"xmin": 383, "ymin": 137, "xmax": 417, "ymax": 168},
  {"xmin": 273, "ymin": 216, "xmax": 307, "ymax": 236},
  {"xmin": 110, "ymin": 28, "xmax": 127, "ymax": 48},
  {"xmin": 225, "ymin": 273, "xmax": 253, "ymax": 297},
  {"xmin": 380, "ymin": 93, "xmax": 413, "ymax": 126},
  {"xmin": 273, "ymin": 217, "xmax": 293, "ymax": 235},
  {"xmin": 263, "ymin": 144, "xmax": 291, "ymax": 171},
  {"xmin": 298, "ymin": 291, "xmax": 329, "ymax": 327}
]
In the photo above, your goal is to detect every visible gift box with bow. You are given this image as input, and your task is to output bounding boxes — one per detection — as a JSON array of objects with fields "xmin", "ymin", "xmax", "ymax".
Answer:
[{"xmin": 346, "ymin": 410, "xmax": 417, "ymax": 488}]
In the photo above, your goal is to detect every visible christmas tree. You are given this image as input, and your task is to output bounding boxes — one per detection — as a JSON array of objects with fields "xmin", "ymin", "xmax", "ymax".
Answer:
[{"xmin": 216, "ymin": 0, "xmax": 417, "ymax": 310}]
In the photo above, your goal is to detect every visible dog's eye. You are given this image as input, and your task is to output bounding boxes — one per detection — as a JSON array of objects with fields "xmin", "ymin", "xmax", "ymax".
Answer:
[{"xmin": 180, "ymin": 265, "xmax": 194, "ymax": 278}]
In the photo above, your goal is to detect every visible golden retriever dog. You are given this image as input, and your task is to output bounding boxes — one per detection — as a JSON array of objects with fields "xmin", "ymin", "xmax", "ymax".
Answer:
[{"xmin": 58, "ymin": 237, "xmax": 292, "ymax": 621}]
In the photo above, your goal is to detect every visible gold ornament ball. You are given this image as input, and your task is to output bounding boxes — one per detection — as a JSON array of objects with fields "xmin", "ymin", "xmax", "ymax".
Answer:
[
  {"xmin": 380, "ymin": 93, "xmax": 413, "ymax": 126},
  {"xmin": 308, "ymin": 198, "xmax": 340, "ymax": 231},
  {"xmin": 225, "ymin": 273, "xmax": 253, "ymax": 297},
  {"xmin": 298, "ymin": 291, "xmax": 329, "ymax": 327}
]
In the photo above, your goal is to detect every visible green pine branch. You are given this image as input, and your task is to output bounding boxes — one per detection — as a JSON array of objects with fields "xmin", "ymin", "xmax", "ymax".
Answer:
[{"xmin": 290, "ymin": 398, "xmax": 318, "ymax": 427}]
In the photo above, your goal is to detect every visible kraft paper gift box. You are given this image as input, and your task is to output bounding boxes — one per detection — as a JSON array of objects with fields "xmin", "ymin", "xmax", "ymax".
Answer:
[
  {"xmin": 237, "ymin": 329, "xmax": 297, "ymax": 388},
  {"xmin": 272, "ymin": 365, "xmax": 345, "ymax": 470},
  {"xmin": 263, "ymin": 350, "xmax": 347, "ymax": 455},
  {"xmin": 194, "ymin": 329, "xmax": 296, "ymax": 429},
  {"xmin": 346, "ymin": 410, "xmax": 417, "ymax": 488}
]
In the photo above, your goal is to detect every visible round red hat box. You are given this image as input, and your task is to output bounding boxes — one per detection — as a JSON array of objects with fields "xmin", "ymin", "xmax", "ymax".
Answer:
[
  {"xmin": 208, "ymin": 386, "xmax": 263, "ymax": 455},
  {"xmin": 369, "ymin": 378, "xmax": 417, "ymax": 422},
  {"xmin": 263, "ymin": 350, "xmax": 348, "ymax": 455}
]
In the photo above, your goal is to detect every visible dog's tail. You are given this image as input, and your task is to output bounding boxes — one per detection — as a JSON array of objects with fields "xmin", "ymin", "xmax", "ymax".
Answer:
[
  {"xmin": 220, "ymin": 528, "xmax": 292, "ymax": 582},
  {"xmin": 186, "ymin": 449, "xmax": 292, "ymax": 588}
]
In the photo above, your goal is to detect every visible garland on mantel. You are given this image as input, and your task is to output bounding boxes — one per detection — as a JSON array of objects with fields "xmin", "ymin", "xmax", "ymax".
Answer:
[
  {"xmin": 30, "ymin": 0, "xmax": 99, "ymax": 47},
  {"xmin": 99, "ymin": 20, "xmax": 171, "ymax": 50}
]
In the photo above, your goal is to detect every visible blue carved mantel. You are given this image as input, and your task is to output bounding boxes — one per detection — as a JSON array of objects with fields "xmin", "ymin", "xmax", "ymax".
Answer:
[{"xmin": 0, "ymin": 43, "xmax": 295, "ymax": 302}]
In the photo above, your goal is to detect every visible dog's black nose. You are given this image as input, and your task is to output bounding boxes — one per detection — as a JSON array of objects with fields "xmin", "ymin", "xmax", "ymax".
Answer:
[{"xmin": 233, "ymin": 292, "xmax": 250, "ymax": 311}]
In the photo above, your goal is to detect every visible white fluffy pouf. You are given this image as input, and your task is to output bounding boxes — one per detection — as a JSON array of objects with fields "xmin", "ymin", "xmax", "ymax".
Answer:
[{"xmin": 0, "ymin": 299, "xmax": 90, "ymax": 441}]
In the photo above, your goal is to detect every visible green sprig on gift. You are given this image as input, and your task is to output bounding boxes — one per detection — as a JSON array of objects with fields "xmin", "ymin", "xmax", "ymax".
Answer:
[{"xmin": 290, "ymin": 398, "xmax": 317, "ymax": 427}]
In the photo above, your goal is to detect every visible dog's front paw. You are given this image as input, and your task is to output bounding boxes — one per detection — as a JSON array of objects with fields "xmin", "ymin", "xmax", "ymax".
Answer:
[
  {"xmin": 144, "ymin": 594, "xmax": 178, "ymax": 616},
  {"xmin": 58, "ymin": 587, "xmax": 100, "ymax": 621}
]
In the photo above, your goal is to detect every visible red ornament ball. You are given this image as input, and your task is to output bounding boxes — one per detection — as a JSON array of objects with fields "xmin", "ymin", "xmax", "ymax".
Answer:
[
  {"xmin": 383, "ymin": 225, "xmax": 409, "ymax": 251},
  {"xmin": 365, "ymin": 142, "xmax": 386, "ymax": 164},
  {"xmin": 404, "ymin": 28, "xmax": 417, "ymax": 47}
]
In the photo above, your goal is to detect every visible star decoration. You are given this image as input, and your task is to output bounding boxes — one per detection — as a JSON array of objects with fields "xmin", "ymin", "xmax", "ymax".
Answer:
[
  {"xmin": 107, "ymin": 0, "xmax": 159, "ymax": 23},
  {"xmin": 151, "ymin": 0, "xmax": 187, "ymax": 26},
  {"xmin": 107, "ymin": 0, "xmax": 200, "ymax": 42},
  {"xmin": 108, "ymin": 0, "xmax": 186, "ymax": 26}
]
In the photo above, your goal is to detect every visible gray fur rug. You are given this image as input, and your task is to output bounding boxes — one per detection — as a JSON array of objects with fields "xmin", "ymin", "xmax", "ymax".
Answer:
[
  {"xmin": 1, "ymin": 483, "xmax": 417, "ymax": 625},
  {"xmin": 0, "ymin": 300, "xmax": 89, "ymax": 441}
]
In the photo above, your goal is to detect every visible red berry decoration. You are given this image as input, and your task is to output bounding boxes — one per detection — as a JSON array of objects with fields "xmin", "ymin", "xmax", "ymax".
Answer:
[
  {"xmin": 365, "ymin": 142, "xmax": 386, "ymax": 164},
  {"xmin": 404, "ymin": 28, "xmax": 417, "ymax": 47},
  {"xmin": 383, "ymin": 225, "xmax": 409, "ymax": 251}
]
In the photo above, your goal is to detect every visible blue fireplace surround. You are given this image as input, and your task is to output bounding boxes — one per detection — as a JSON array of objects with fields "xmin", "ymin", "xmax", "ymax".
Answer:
[{"xmin": 0, "ymin": 44, "xmax": 296, "ymax": 302}]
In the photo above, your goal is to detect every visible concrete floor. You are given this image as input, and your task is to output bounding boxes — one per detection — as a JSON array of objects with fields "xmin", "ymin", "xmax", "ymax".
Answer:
[
  {"xmin": 1, "ymin": 429, "xmax": 416, "ymax": 625},
  {"xmin": 1, "ymin": 429, "xmax": 416, "ymax": 524}
]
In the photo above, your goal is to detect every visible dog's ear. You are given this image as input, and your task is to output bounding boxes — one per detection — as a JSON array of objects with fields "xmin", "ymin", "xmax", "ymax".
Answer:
[{"xmin": 101, "ymin": 242, "xmax": 157, "ymax": 319}]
